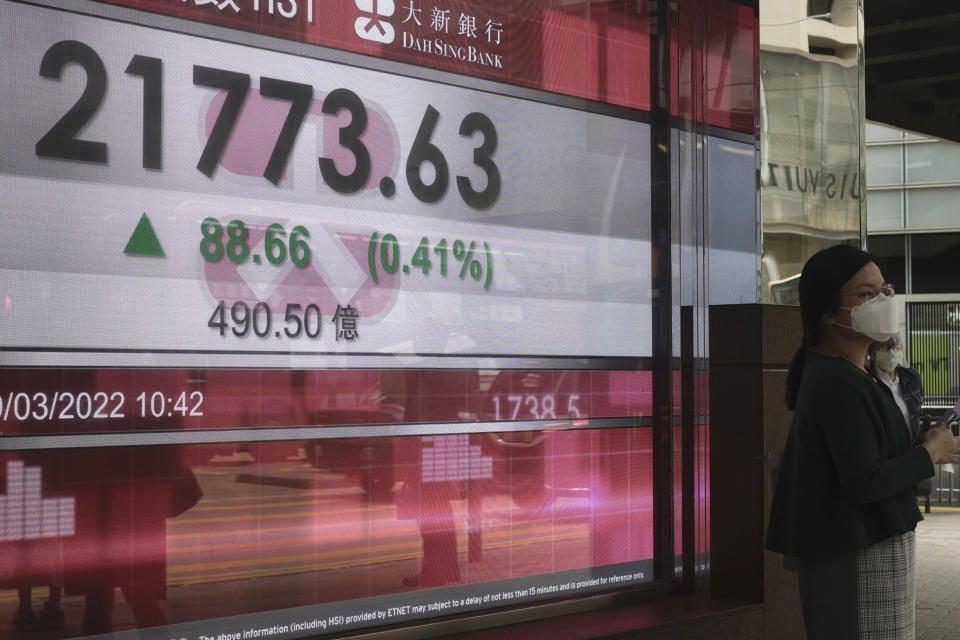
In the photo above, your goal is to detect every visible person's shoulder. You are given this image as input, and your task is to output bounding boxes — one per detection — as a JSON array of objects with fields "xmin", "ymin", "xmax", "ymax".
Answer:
[
  {"xmin": 805, "ymin": 351, "xmax": 865, "ymax": 384},
  {"xmin": 798, "ymin": 364, "xmax": 893, "ymax": 432},
  {"xmin": 897, "ymin": 365, "xmax": 921, "ymax": 383},
  {"xmin": 801, "ymin": 353, "xmax": 877, "ymax": 404}
]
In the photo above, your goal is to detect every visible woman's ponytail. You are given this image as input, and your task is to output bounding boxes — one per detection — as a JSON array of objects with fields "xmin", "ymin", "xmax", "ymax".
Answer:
[{"xmin": 785, "ymin": 338, "xmax": 807, "ymax": 410}]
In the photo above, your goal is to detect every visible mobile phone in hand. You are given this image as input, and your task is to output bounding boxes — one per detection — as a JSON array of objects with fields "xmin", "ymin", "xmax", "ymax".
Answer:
[
  {"xmin": 939, "ymin": 399, "xmax": 960, "ymax": 427},
  {"xmin": 937, "ymin": 399, "xmax": 960, "ymax": 474}
]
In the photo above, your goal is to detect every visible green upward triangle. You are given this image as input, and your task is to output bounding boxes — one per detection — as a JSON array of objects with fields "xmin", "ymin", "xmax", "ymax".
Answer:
[{"xmin": 124, "ymin": 213, "xmax": 165, "ymax": 257}]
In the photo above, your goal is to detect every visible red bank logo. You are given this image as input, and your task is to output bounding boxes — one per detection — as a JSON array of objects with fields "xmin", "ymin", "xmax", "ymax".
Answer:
[{"xmin": 355, "ymin": 0, "xmax": 395, "ymax": 43}]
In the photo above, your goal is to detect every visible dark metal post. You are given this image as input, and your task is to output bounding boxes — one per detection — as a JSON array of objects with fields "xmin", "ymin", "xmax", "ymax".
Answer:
[{"xmin": 650, "ymin": 0, "xmax": 674, "ymax": 582}]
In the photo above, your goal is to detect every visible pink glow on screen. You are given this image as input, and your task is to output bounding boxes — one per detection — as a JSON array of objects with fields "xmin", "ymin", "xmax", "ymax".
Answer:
[
  {"xmin": 1, "ymin": 427, "xmax": 663, "ymax": 621},
  {"xmin": 0, "ymin": 363, "xmax": 711, "ymax": 633}
]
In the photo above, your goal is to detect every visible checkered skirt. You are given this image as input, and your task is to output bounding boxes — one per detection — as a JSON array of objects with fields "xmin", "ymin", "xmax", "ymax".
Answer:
[{"xmin": 856, "ymin": 531, "xmax": 915, "ymax": 639}]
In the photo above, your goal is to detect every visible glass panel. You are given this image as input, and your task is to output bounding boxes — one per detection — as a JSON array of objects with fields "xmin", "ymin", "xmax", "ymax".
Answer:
[
  {"xmin": 808, "ymin": 0, "xmax": 833, "ymax": 17},
  {"xmin": 705, "ymin": 2, "xmax": 756, "ymax": 133},
  {"xmin": 78, "ymin": 0, "xmax": 655, "ymax": 112},
  {"xmin": 0, "ymin": 0, "xmax": 756, "ymax": 635},
  {"xmin": 0, "ymin": 369, "xmax": 657, "ymax": 436},
  {"xmin": 865, "ymin": 144, "xmax": 901, "ymax": 185},
  {"xmin": 906, "ymin": 188, "xmax": 960, "ymax": 229},
  {"xmin": 0, "ymin": 2, "xmax": 653, "ymax": 365},
  {"xmin": 866, "ymin": 189, "xmax": 903, "ymax": 230},
  {"xmin": 759, "ymin": 0, "xmax": 864, "ymax": 303},
  {"xmin": 865, "ymin": 234, "xmax": 906, "ymax": 294},
  {"xmin": 910, "ymin": 233, "xmax": 960, "ymax": 294},
  {"xmin": 865, "ymin": 122, "xmax": 903, "ymax": 142},
  {"xmin": 709, "ymin": 138, "xmax": 758, "ymax": 304},
  {"xmin": 0, "ymin": 425, "xmax": 654, "ymax": 635},
  {"xmin": 906, "ymin": 142, "xmax": 960, "ymax": 183},
  {"xmin": 673, "ymin": 0, "xmax": 755, "ymax": 133},
  {"xmin": 1, "ymin": 366, "xmax": 671, "ymax": 637},
  {"xmin": 670, "ymin": 0, "xmax": 715, "ymax": 579}
]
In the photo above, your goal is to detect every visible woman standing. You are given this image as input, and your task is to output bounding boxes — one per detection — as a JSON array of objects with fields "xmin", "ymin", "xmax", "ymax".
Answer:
[{"xmin": 765, "ymin": 244, "xmax": 958, "ymax": 640}]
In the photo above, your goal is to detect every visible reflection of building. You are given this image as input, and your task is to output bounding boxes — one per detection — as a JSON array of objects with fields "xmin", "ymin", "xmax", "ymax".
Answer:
[
  {"xmin": 759, "ymin": 0, "xmax": 863, "ymax": 303},
  {"xmin": 866, "ymin": 122, "xmax": 960, "ymax": 406}
]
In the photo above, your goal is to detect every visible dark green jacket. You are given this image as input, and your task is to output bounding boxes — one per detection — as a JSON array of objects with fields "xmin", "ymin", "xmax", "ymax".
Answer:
[{"xmin": 765, "ymin": 350, "xmax": 935, "ymax": 559}]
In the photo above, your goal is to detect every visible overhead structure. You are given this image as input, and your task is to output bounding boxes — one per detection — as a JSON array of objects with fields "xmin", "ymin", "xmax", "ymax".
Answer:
[{"xmin": 866, "ymin": 0, "xmax": 960, "ymax": 143}]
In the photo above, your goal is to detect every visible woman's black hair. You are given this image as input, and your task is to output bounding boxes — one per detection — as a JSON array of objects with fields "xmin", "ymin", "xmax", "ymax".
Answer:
[{"xmin": 784, "ymin": 244, "xmax": 879, "ymax": 409}]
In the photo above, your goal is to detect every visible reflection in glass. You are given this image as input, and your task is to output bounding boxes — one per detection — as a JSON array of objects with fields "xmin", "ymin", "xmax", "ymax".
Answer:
[
  {"xmin": 906, "ymin": 142, "xmax": 960, "ymax": 184},
  {"xmin": 907, "ymin": 188, "xmax": 960, "ymax": 230},
  {"xmin": 865, "ymin": 122, "xmax": 903, "ymax": 142},
  {"xmin": 865, "ymin": 144, "xmax": 902, "ymax": 186},
  {"xmin": 0, "ymin": 368, "xmax": 658, "ymax": 437},
  {"xmin": 864, "ymin": 234, "xmax": 906, "ymax": 294},
  {"xmin": 0, "ymin": 366, "xmax": 693, "ymax": 636},
  {"xmin": 1, "ymin": 446, "xmax": 195, "ymax": 635},
  {"xmin": 0, "ymin": 0, "xmax": 752, "ymax": 635},
  {"xmin": 910, "ymin": 233, "xmax": 960, "ymax": 294},
  {"xmin": 759, "ymin": 0, "xmax": 864, "ymax": 303},
  {"xmin": 1, "ymin": 423, "xmax": 662, "ymax": 636},
  {"xmin": 865, "ymin": 190, "xmax": 903, "ymax": 231}
]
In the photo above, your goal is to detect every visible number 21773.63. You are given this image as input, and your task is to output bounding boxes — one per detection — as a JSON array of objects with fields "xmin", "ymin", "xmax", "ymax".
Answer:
[{"xmin": 36, "ymin": 41, "xmax": 500, "ymax": 210}]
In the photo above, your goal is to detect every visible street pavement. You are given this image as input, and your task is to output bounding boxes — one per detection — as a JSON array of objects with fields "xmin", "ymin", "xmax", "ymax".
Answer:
[{"xmin": 915, "ymin": 505, "xmax": 960, "ymax": 640}]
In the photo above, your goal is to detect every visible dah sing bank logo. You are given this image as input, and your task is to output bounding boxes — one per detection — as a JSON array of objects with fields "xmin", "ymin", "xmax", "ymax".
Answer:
[
  {"xmin": 354, "ymin": 0, "xmax": 396, "ymax": 43},
  {"xmin": 351, "ymin": 0, "xmax": 505, "ymax": 69}
]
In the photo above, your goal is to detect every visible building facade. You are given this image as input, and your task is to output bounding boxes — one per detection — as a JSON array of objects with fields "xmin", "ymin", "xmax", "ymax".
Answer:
[{"xmin": 865, "ymin": 122, "xmax": 960, "ymax": 409}]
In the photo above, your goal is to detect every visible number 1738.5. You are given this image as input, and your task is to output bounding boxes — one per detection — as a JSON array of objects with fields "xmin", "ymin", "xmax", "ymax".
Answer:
[{"xmin": 492, "ymin": 394, "xmax": 582, "ymax": 420}]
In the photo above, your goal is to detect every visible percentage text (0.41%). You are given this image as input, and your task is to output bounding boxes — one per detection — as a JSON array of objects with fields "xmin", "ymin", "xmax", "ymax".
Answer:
[{"xmin": 367, "ymin": 233, "xmax": 493, "ymax": 291}]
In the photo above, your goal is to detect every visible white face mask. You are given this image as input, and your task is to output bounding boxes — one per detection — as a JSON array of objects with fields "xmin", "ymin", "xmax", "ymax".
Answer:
[
  {"xmin": 874, "ymin": 348, "xmax": 901, "ymax": 372},
  {"xmin": 839, "ymin": 293, "xmax": 899, "ymax": 342}
]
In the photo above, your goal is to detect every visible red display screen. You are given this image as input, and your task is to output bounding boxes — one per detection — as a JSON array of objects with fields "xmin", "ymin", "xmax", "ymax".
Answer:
[
  {"xmin": 0, "ymin": 0, "xmax": 736, "ymax": 634},
  {"xmin": 96, "ymin": 0, "xmax": 654, "ymax": 113},
  {"xmin": 0, "ymin": 368, "xmax": 669, "ymax": 435},
  {"xmin": 0, "ymin": 365, "xmax": 708, "ymax": 636},
  {"xmin": 91, "ymin": 0, "xmax": 754, "ymax": 131}
]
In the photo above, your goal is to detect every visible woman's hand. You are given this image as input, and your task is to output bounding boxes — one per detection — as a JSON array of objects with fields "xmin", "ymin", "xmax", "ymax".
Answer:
[{"xmin": 921, "ymin": 423, "xmax": 959, "ymax": 465}]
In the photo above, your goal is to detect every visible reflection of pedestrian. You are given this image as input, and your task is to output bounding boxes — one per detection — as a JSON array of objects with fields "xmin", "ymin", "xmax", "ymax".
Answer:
[
  {"xmin": 765, "ymin": 245, "xmax": 958, "ymax": 640},
  {"xmin": 68, "ymin": 441, "xmax": 201, "ymax": 633},
  {"xmin": 62, "ymin": 443, "xmax": 177, "ymax": 634},
  {"xmin": 1, "ymin": 448, "xmax": 64, "ymax": 631},
  {"xmin": 867, "ymin": 335, "xmax": 934, "ymax": 501},
  {"xmin": 10, "ymin": 585, "xmax": 64, "ymax": 631},
  {"xmin": 61, "ymin": 371, "xmax": 200, "ymax": 633},
  {"xmin": 393, "ymin": 370, "xmax": 478, "ymax": 588},
  {"xmin": 0, "ymin": 369, "xmax": 68, "ymax": 631}
]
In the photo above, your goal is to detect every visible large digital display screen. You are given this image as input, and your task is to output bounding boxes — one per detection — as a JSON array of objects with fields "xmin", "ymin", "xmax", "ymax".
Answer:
[
  {"xmin": 0, "ymin": 366, "xmax": 681, "ymax": 638},
  {"xmin": 1, "ymin": 1, "xmax": 651, "ymax": 368},
  {"xmin": 0, "ymin": 0, "xmax": 727, "ymax": 638}
]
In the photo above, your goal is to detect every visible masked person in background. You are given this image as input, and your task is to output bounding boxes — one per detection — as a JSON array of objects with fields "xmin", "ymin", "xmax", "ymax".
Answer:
[
  {"xmin": 868, "ymin": 335, "xmax": 923, "ymax": 439},
  {"xmin": 765, "ymin": 245, "xmax": 959, "ymax": 640},
  {"xmin": 867, "ymin": 334, "xmax": 934, "ymax": 507}
]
